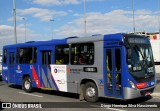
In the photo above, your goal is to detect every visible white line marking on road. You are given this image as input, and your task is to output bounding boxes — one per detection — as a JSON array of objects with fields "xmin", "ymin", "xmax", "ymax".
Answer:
[
  {"xmin": 107, "ymin": 108, "xmax": 127, "ymax": 111},
  {"xmin": 18, "ymin": 92, "xmax": 43, "ymax": 98}
]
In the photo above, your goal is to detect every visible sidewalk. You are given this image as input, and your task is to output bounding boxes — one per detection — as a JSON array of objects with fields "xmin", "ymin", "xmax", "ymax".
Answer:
[
  {"xmin": 155, "ymin": 65, "xmax": 160, "ymax": 74},
  {"xmin": 152, "ymin": 85, "xmax": 160, "ymax": 97}
]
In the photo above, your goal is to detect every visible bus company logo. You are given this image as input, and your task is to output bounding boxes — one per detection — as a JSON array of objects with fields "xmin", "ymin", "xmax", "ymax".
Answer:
[
  {"xmin": 2, "ymin": 66, "xmax": 8, "ymax": 70},
  {"xmin": 18, "ymin": 65, "xmax": 20, "ymax": 70},
  {"xmin": 53, "ymin": 68, "xmax": 66, "ymax": 74},
  {"xmin": 16, "ymin": 65, "xmax": 22, "ymax": 73},
  {"xmin": 54, "ymin": 68, "xmax": 58, "ymax": 73}
]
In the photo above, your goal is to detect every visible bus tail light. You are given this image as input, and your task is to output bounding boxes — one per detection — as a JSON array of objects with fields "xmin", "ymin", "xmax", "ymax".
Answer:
[{"xmin": 129, "ymin": 80, "xmax": 136, "ymax": 88}]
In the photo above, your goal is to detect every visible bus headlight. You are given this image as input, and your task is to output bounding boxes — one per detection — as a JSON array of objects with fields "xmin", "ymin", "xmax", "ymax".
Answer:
[{"xmin": 129, "ymin": 80, "xmax": 136, "ymax": 88}]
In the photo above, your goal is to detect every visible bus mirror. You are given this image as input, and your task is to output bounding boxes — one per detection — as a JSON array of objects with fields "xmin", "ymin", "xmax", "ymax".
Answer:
[{"xmin": 127, "ymin": 48, "xmax": 132, "ymax": 59}]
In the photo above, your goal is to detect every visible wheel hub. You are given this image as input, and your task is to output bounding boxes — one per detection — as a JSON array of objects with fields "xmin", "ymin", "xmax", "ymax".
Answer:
[
  {"xmin": 25, "ymin": 80, "xmax": 30, "ymax": 90},
  {"xmin": 86, "ymin": 87, "xmax": 96, "ymax": 97}
]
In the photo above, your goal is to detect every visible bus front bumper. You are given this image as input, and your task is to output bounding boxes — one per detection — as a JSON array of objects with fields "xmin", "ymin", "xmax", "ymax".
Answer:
[{"xmin": 123, "ymin": 86, "xmax": 155, "ymax": 100}]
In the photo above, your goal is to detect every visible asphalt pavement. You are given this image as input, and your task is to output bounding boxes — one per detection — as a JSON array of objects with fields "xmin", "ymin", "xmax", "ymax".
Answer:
[{"xmin": 0, "ymin": 80, "xmax": 160, "ymax": 111}]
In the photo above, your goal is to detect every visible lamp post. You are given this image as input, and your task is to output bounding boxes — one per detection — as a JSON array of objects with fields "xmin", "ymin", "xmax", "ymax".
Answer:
[
  {"xmin": 132, "ymin": 0, "xmax": 136, "ymax": 33},
  {"xmin": 50, "ymin": 19, "xmax": 54, "ymax": 39},
  {"xmin": 22, "ymin": 17, "xmax": 26, "ymax": 42},
  {"xmin": 158, "ymin": 0, "xmax": 160, "ymax": 39},
  {"xmin": 13, "ymin": 0, "xmax": 17, "ymax": 43},
  {"xmin": 84, "ymin": 0, "xmax": 87, "ymax": 36}
]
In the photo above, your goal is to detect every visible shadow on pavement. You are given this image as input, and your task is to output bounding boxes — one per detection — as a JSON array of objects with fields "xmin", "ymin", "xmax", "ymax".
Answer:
[{"xmin": 98, "ymin": 96, "xmax": 152, "ymax": 104}]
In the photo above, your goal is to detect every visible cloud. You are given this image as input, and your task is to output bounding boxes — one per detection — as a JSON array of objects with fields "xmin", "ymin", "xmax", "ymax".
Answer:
[
  {"xmin": 7, "ymin": 16, "xmax": 26, "ymax": 22},
  {"xmin": 31, "ymin": 0, "xmax": 106, "ymax": 6},
  {"xmin": 17, "ymin": 8, "xmax": 67, "ymax": 21},
  {"xmin": 0, "ymin": 25, "xmax": 40, "ymax": 49},
  {"xmin": 32, "ymin": 0, "xmax": 80, "ymax": 6},
  {"xmin": 54, "ymin": 9, "xmax": 159, "ymax": 37},
  {"xmin": 134, "ymin": 9, "xmax": 152, "ymax": 15}
]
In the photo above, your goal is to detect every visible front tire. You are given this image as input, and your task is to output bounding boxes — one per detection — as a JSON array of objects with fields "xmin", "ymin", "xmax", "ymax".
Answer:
[
  {"xmin": 84, "ymin": 82, "xmax": 98, "ymax": 102},
  {"xmin": 23, "ymin": 76, "xmax": 32, "ymax": 93}
]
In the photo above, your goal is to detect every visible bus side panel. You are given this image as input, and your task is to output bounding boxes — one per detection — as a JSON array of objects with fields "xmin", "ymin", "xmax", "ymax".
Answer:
[
  {"xmin": 2, "ymin": 50, "xmax": 8, "ymax": 83},
  {"xmin": 66, "ymin": 41, "xmax": 104, "ymax": 97},
  {"xmin": 2, "ymin": 64, "xmax": 8, "ymax": 83},
  {"xmin": 14, "ymin": 64, "xmax": 33, "ymax": 86}
]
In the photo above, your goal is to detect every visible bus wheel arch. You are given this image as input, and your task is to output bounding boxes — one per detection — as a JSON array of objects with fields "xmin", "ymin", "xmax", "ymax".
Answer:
[
  {"xmin": 80, "ymin": 79, "xmax": 99, "ymax": 102},
  {"xmin": 22, "ymin": 74, "xmax": 33, "ymax": 93}
]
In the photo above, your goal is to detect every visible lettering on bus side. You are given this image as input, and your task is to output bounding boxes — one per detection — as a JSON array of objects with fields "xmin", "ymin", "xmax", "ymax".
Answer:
[
  {"xmin": 83, "ymin": 67, "xmax": 97, "ymax": 72},
  {"xmin": 70, "ymin": 69, "xmax": 83, "ymax": 74},
  {"xmin": 2, "ymin": 66, "xmax": 8, "ymax": 70}
]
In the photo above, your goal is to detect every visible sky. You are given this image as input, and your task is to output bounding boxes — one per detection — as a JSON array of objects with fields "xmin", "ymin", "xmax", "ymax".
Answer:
[{"xmin": 0, "ymin": 0, "xmax": 160, "ymax": 50}]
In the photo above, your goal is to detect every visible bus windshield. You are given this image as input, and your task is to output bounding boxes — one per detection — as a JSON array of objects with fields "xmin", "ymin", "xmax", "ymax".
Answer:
[{"xmin": 124, "ymin": 35, "xmax": 155, "ymax": 83}]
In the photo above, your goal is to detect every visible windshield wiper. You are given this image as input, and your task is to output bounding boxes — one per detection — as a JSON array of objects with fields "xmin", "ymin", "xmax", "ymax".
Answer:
[
  {"xmin": 134, "ymin": 45, "xmax": 145, "ymax": 60},
  {"xmin": 134, "ymin": 45, "xmax": 151, "ymax": 77}
]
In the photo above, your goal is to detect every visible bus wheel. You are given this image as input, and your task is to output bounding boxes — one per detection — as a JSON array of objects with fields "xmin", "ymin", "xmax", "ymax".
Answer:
[
  {"xmin": 84, "ymin": 82, "xmax": 98, "ymax": 102},
  {"xmin": 23, "ymin": 77, "xmax": 32, "ymax": 93}
]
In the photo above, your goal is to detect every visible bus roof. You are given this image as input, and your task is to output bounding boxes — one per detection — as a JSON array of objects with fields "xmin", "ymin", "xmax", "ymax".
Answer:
[
  {"xmin": 3, "ymin": 33, "xmax": 125, "ymax": 49},
  {"xmin": 3, "ymin": 39, "xmax": 67, "ymax": 49}
]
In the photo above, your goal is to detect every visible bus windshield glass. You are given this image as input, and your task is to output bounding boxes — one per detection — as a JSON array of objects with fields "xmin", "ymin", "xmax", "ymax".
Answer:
[{"xmin": 124, "ymin": 34, "xmax": 155, "ymax": 82}]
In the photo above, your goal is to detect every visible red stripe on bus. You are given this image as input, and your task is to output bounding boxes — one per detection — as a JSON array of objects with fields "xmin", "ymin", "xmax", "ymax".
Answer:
[{"xmin": 32, "ymin": 66, "xmax": 40, "ymax": 88}]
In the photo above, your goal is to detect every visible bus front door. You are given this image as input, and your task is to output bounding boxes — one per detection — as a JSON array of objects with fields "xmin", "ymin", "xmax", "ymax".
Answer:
[
  {"xmin": 8, "ymin": 52, "xmax": 15, "ymax": 83},
  {"xmin": 105, "ymin": 48, "xmax": 123, "ymax": 98},
  {"xmin": 41, "ymin": 51, "xmax": 52, "ymax": 88}
]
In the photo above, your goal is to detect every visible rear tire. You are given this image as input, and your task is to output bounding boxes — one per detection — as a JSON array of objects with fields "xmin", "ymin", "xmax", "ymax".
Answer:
[
  {"xmin": 23, "ymin": 76, "xmax": 32, "ymax": 93},
  {"xmin": 83, "ymin": 82, "xmax": 98, "ymax": 102}
]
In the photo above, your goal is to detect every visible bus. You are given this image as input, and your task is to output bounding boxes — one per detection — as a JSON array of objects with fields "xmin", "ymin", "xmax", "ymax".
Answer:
[{"xmin": 2, "ymin": 33, "xmax": 156, "ymax": 102}]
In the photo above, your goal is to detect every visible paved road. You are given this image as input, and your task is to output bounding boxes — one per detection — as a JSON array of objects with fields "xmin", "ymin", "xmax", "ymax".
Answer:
[{"xmin": 0, "ymin": 80, "xmax": 160, "ymax": 111}]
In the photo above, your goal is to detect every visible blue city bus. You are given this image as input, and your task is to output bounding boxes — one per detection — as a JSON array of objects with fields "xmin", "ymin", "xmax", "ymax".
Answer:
[{"xmin": 2, "ymin": 33, "xmax": 156, "ymax": 102}]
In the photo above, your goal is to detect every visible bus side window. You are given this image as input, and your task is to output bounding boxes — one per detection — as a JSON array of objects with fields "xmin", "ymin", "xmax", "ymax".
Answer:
[
  {"xmin": 3, "ymin": 49, "xmax": 7, "ymax": 64},
  {"xmin": 9, "ymin": 53, "xmax": 14, "ymax": 65},
  {"xmin": 48, "ymin": 52, "xmax": 52, "ymax": 65},
  {"xmin": 55, "ymin": 45, "xmax": 69, "ymax": 64},
  {"xmin": 42, "ymin": 52, "xmax": 46, "ymax": 65},
  {"xmin": 33, "ymin": 48, "xmax": 37, "ymax": 64},
  {"xmin": 106, "ymin": 49, "xmax": 112, "ymax": 83},
  {"xmin": 71, "ymin": 43, "xmax": 94, "ymax": 65},
  {"xmin": 115, "ymin": 49, "xmax": 121, "ymax": 85},
  {"xmin": 115, "ymin": 49, "xmax": 121, "ymax": 71},
  {"xmin": 17, "ymin": 48, "xmax": 35, "ymax": 64}
]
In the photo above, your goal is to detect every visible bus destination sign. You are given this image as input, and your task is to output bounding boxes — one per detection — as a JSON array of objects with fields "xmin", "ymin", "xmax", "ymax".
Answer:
[{"xmin": 128, "ymin": 37, "xmax": 149, "ymax": 44}]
